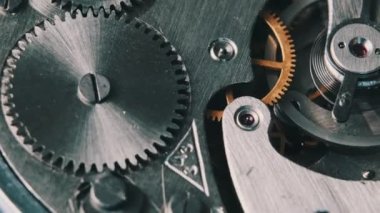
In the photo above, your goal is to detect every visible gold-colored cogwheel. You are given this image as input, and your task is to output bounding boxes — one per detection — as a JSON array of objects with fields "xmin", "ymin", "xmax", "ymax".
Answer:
[{"xmin": 206, "ymin": 12, "xmax": 296, "ymax": 122}]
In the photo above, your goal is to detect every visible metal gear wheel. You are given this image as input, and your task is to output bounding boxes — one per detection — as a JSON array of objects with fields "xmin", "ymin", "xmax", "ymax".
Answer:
[
  {"xmin": 1, "ymin": 10, "xmax": 190, "ymax": 173},
  {"xmin": 252, "ymin": 12, "xmax": 296, "ymax": 106},
  {"xmin": 206, "ymin": 12, "xmax": 296, "ymax": 122}
]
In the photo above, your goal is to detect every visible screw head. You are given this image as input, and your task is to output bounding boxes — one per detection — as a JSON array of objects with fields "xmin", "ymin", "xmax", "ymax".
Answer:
[
  {"xmin": 235, "ymin": 106, "xmax": 260, "ymax": 131},
  {"xmin": 78, "ymin": 73, "xmax": 111, "ymax": 105},
  {"xmin": 362, "ymin": 170, "xmax": 375, "ymax": 180},
  {"xmin": 338, "ymin": 42, "xmax": 346, "ymax": 49},
  {"xmin": 209, "ymin": 38, "xmax": 238, "ymax": 62},
  {"xmin": 338, "ymin": 92, "xmax": 351, "ymax": 107},
  {"xmin": 375, "ymin": 48, "xmax": 380, "ymax": 55},
  {"xmin": 349, "ymin": 37, "xmax": 373, "ymax": 58}
]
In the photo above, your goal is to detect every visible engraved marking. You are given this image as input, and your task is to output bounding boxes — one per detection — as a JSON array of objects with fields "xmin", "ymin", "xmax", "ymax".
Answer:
[{"xmin": 165, "ymin": 121, "xmax": 210, "ymax": 196}]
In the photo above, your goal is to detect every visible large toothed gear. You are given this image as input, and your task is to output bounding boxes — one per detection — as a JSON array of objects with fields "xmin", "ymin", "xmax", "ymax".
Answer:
[
  {"xmin": 1, "ymin": 10, "xmax": 190, "ymax": 173},
  {"xmin": 206, "ymin": 13, "xmax": 296, "ymax": 122},
  {"xmin": 252, "ymin": 12, "xmax": 296, "ymax": 106}
]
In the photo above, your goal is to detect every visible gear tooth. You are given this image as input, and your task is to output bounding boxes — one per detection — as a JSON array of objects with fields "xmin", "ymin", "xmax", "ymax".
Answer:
[
  {"xmin": 52, "ymin": 157, "xmax": 65, "ymax": 169},
  {"xmin": 128, "ymin": 156, "xmax": 138, "ymax": 167},
  {"xmin": 172, "ymin": 116, "xmax": 184, "ymax": 125},
  {"xmin": 160, "ymin": 40, "xmax": 171, "ymax": 49},
  {"xmin": 119, "ymin": 159, "xmax": 128, "ymax": 170},
  {"xmin": 119, "ymin": 1, "xmax": 128, "ymax": 9},
  {"xmin": 160, "ymin": 134, "xmax": 175, "ymax": 144},
  {"xmin": 174, "ymin": 66, "xmax": 187, "ymax": 75},
  {"xmin": 267, "ymin": 101, "xmax": 275, "ymax": 106},
  {"xmin": 169, "ymin": 55, "xmax": 183, "ymax": 65},
  {"xmin": 75, "ymin": 163, "xmax": 86, "ymax": 176},
  {"xmin": 2, "ymin": 68, "xmax": 14, "ymax": 79},
  {"xmin": 24, "ymin": 33, "xmax": 34, "ymax": 43},
  {"xmin": 11, "ymin": 48, "xmax": 22, "ymax": 59},
  {"xmin": 138, "ymin": 151, "xmax": 148, "ymax": 161},
  {"xmin": 154, "ymin": 138, "xmax": 166, "ymax": 147},
  {"xmin": 171, "ymin": 117, "xmax": 185, "ymax": 127},
  {"xmin": 206, "ymin": 110, "xmax": 224, "ymax": 122},
  {"xmin": 108, "ymin": 7, "xmax": 118, "ymax": 17},
  {"xmin": 3, "ymin": 93, "xmax": 14, "ymax": 103},
  {"xmin": 107, "ymin": 162, "xmax": 116, "ymax": 171},
  {"xmin": 63, "ymin": 161, "xmax": 74, "ymax": 174},
  {"xmin": 112, "ymin": 161, "xmax": 122, "ymax": 171},
  {"xmin": 32, "ymin": 144, "xmax": 44, "ymax": 153},
  {"xmin": 15, "ymin": 121, "xmax": 25, "ymax": 134},
  {"xmin": 147, "ymin": 144, "xmax": 159, "ymax": 156},
  {"xmin": 21, "ymin": 136, "xmax": 37, "ymax": 145},
  {"xmin": 87, "ymin": 6, "xmax": 96, "ymax": 17},
  {"xmin": 165, "ymin": 127, "xmax": 178, "ymax": 137},
  {"xmin": 88, "ymin": 164, "xmax": 98, "ymax": 173},
  {"xmin": 177, "ymin": 99, "xmax": 190, "ymax": 109},
  {"xmin": 17, "ymin": 39, "xmax": 28, "ymax": 51},
  {"xmin": 178, "ymin": 90, "xmax": 190, "ymax": 99},
  {"xmin": 81, "ymin": 6, "xmax": 91, "ymax": 17},
  {"xmin": 6, "ymin": 57, "xmax": 17, "ymax": 69},
  {"xmin": 42, "ymin": 151, "xmax": 54, "ymax": 163},
  {"xmin": 177, "ymin": 77, "xmax": 190, "ymax": 86},
  {"xmin": 51, "ymin": 13, "xmax": 62, "ymax": 24},
  {"xmin": 119, "ymin": 13, "xmax": 130, "ymax": 23},
  {"xmin": 97, "ymin": 7, "xmax": 106, "ymax": 17},
  {"xmin": 166, "ymin": 46, "xmax": 177, "ymax": 56},
  {"xmin": 109, "ymin": 4, "xmax": 119, "ymax": 13}
]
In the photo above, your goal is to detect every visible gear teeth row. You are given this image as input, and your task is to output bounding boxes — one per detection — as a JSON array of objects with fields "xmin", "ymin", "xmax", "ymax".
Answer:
[
  {"xmin": 1, "ymin": 11, "xmax": 190, "ymax": 175},
  {"xmin": 53, "ymin": 0, "xmax": 147, "ymax": 14}
]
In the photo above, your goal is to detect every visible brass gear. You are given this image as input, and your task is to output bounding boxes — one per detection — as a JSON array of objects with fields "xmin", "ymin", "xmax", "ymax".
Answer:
[
  {"xmin": 206, "ymin": 88, "xmax": 234, "ymax": 122},
  {"xmin": 206, "ymin": 12, "xmax": 296, "ymax": 122}
]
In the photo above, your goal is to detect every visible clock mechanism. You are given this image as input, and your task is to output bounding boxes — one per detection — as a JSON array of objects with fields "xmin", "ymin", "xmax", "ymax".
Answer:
[{"xmin": 0, "ymin": 0, "xmax": 379, "ymax": 212}]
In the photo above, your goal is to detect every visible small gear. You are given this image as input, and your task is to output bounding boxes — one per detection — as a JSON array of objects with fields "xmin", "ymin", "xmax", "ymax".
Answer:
[
  {"xmin": 206, "ymin": 88, "xmax": 234, "ymax": 122},
  {"xmin": 206, "ymin": 12, "xmax": 296, "ymax": 121},
  {"xmin": 1, "ymin": 10, "xmax": 190, "ymax": 173}
]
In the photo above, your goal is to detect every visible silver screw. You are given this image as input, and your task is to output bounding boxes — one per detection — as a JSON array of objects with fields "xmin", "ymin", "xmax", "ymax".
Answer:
[
  {"xmin": 77, "ymin": 73, "xmax": 111, "ymax": 105},
  {"xmin": 338, "ymin": 42, "xmax": 345, "ymax": 49},
  {"xmin": 375, "ymin": 48, "xmax": 380, "ymax": 55},
  {"xmin": 362, "ymin": 170, "xmax": 375, "ymax": 180},
  {"xmin": 209, "ymin": 38, "xmax": 238, "ymax": 62},
  {"xmin": 338, "ymin": 92, "xmax": 351, "ymax": 107},
  {"xmin": 235, "ymin": 106, "xmax": 260, "ymax": 131}
]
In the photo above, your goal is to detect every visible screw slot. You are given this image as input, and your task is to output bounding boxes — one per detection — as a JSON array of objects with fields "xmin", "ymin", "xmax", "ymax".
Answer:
[
  {"xmin": 209, "ymin": 38, "xmax": 238, "ymax": 62},
  {"xmin": 235, "ymin": 106, "xmax": 260, "ymax": 131}
]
